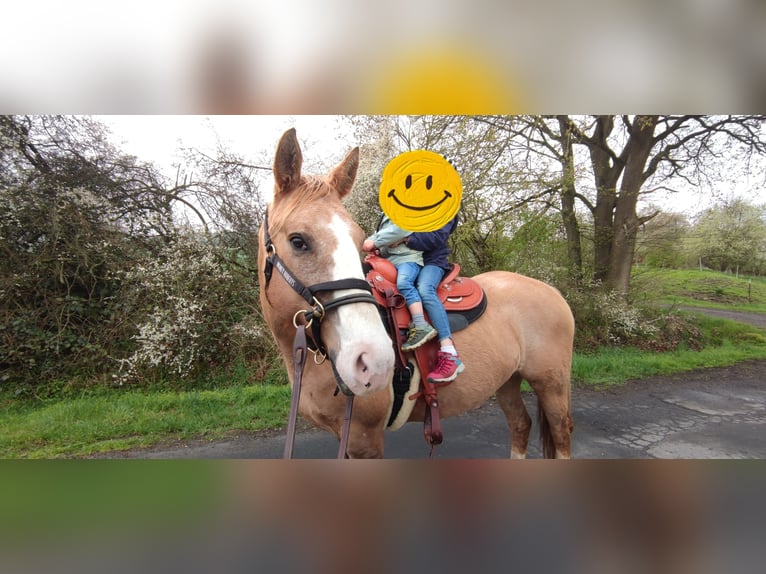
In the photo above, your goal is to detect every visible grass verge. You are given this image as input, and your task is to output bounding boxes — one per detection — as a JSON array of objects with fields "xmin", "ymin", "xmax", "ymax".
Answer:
[
  {"xmin": 1, "ymin": 384, "xmax": 291, "ymax": 459},
  {"xmin": 632, "ymin": 267, "xmax": 766, "ymax": 313},
  {"xmin": 573, "ymin": 313, "xmax": 766, "ymax": 387}
]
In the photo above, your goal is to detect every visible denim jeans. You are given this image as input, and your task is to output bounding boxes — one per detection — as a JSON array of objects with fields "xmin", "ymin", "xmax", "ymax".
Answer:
[
  {"xmin": 395, "ymin": 261, "xmax": 422, "ymax": 307},
  {"xmin": 416, "ymin": 264, "xmax": 450, "ymax": 340}
]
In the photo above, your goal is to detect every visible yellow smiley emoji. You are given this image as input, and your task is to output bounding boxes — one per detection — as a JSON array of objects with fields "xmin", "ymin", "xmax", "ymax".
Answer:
[{"xmin": 379, "ymin": 150, "xmax": 462, "ymax": 232}]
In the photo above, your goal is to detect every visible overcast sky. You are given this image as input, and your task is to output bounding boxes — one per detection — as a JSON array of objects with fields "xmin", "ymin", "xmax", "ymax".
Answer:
[
  {"xmin": 100, "ymin": 115, "xmax": 763, "ymax": 217},
  {"xmin": 102, "ymin": 115, "xmax": 353, "ymax": 173}
]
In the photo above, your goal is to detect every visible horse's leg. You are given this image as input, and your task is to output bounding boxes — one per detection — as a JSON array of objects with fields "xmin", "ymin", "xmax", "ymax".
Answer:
[
  {"xmin": 336, "ymin": 395, "xmax": 387, "ymax": 459},
  {"xmin": 528, "ymin": 372, "xmax": 573, "ymax": 459},
  {"xmin": 344, "ymin": 421, "xmax": 385, "ymax": 458},
  {"xmin": 317, "ymin": 416, "xmax": 384, "ymax": 459},
  {"xmin": 496, "ymin": 373, "xmax": 532, "ymax": 459}
]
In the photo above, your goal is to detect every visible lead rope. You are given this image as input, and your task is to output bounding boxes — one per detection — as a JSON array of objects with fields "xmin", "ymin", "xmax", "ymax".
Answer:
[
  {"xmin": 283, "ymin": 325, "xmax": 308, "ymax": 459},
  {"xmin": 338, "ymin": 395, "xmax": 354, "ymax": 459},
  {"xmin": 284, "ymin": 324, "xmax": 355, "ymax": 459}
]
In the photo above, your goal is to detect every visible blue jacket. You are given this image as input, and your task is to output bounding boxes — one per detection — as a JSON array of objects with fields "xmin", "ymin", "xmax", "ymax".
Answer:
[{"xmin": 406, "ymin": 216, "xmax": 458, "ymax": 271}]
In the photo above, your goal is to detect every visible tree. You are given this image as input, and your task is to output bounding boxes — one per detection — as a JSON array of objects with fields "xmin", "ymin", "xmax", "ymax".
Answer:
[
  {"xmin": 343, "ymin": 116, "xmax": 402, "ymax": 235},
  {"xmin": 690, "ymin": 199, "xmax": 766, "ymax": 275},
  {"xmin": 478, "ymin": 115, "xmax": 766, "ymax": 297},
  {"xmin": 343, "ymin": 115, "xmax": 766, "ymax": 295},
  {"xmin": 635, "ymin": 211, "xmax": 691, "ymax": 269},
  {"xmin": 0, "ymin": 115, "xmax": 229, "ymax": 387},
  {"xmin": 347, "ymin": 115, "xmax": 562, "ymax": 276},
  {"xmin": 1, "ymin": 116, "xmax": 180, "ymax": 383}
]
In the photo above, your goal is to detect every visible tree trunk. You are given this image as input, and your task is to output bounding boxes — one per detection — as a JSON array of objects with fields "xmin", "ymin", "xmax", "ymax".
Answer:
[
  {"xmin": 607, "ymin": 115, "xmax": 658, "ymax": 296},
  {"xmin": 588, "ymin": 116, "xmax": 621, "ymax": 284},
  {"xmin": 557, "ymin": 116, "xmax": 583, "ymax": 284}
]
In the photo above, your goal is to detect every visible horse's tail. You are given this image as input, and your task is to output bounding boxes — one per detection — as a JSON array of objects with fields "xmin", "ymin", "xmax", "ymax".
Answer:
[{"xmin": 537, "ymin": 401, "xmax": 556, "ymax": 458}]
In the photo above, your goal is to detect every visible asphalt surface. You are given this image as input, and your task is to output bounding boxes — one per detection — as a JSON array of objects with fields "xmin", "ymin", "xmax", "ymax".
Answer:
[
  {"xmin": 113, "ymin": 308, "xmax": 766, "ymax": 460},
  {"xmin": 113, "ymin": 358, "xmax": 765, "ymax": 460}
]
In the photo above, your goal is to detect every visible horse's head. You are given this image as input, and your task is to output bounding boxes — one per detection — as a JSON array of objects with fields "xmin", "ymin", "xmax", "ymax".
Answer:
[{"xmin": 259, "ymin": 128, "xmax": 394, "ymax": 397}]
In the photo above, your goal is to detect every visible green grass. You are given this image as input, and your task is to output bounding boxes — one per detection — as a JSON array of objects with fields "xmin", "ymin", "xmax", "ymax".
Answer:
[
  {"xmin": 7, "ymin": 311, "xmax": 764, "ymax": 457},
  {"xmin": 573, "ymin": 309, "xmax": 766, "ymax": 387},
  {"xmin": 632, "ymin": 267, "xmax": 766, "ymax": 312},
  {"xmin": 0, "ymin": 384, "xmax": 291, "ymax": 458},
  {"xmin": 573, "ymin": 338, "xmax": 766, "ymax": 387}
]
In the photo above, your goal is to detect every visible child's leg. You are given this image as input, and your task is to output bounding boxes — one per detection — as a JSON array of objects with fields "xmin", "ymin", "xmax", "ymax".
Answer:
[
  {"xmin": 416, "ymin": 264, "xmax": 451, "ymax": 343},
  {"xmin": 417, "ymin": 265, "xmax": 464, "ymax": 382},
  {"xmin": 396, "ymin": 262, "xmax": 436, "ymax": 350},
  {"xmin": 395, "ymin": 262, "xmax": 422, "ymax": 307}
]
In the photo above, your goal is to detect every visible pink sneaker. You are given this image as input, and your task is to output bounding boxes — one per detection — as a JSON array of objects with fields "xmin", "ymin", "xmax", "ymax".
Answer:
[{"xmin": 427, "ymin": 352, "xmax": 465, "ymax": 384}]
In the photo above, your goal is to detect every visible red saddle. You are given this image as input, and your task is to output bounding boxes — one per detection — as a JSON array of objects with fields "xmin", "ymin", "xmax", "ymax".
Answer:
[{"xmin": 365, "ymin": 255, "xmax": 485, "ymax": 332}]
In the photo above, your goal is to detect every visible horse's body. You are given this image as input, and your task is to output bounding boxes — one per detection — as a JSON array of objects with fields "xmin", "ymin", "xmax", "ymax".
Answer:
[{"xmin": 260, "ymin": 129, "xmax": 574, "ymax": 458}]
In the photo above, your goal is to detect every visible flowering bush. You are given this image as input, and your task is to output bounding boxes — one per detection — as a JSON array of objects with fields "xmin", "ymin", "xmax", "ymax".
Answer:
[
  {"xmin": 115, "ymin": 232, "xmax": 274, "ymax": 385},
  {"xmin": 563, "ymin": 280, "xmax": 698, "ymax": 352},
  {"xmin": 0, "ymin": 183, "xmax": 139, "ymax": 388},
  {"xmin": 1, "ymin": 115, "xmax": 278, "ymax": 396}
]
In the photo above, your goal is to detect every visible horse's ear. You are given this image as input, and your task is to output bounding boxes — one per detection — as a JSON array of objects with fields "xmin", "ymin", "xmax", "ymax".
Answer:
[
  {"xmin": 273, "ymin": 128, "xmax": 303, "ymax": 195},
  {"xmin": 327, "ymin": 147, "xmax": 359, "ymax": 199}
]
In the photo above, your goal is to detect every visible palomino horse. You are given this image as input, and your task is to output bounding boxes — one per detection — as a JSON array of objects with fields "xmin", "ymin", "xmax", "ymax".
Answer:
[{"xmin": 259, "ymin": 128, "xmax": 575, "ymax": 458}]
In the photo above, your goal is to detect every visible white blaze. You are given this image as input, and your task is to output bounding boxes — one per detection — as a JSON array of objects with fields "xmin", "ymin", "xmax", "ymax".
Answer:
[{"xmin": 326, "ymin": 214, "xmax": 393, "ymax": 395}]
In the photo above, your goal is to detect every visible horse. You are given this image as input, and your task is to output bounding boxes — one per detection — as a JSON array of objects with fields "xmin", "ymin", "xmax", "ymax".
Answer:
[{"xmin": 259, "ymin": 128, "xmax": 575, "ymax": 459}]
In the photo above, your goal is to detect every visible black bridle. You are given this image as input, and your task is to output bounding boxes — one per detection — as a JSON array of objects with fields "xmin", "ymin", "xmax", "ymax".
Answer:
[
  {"xmin": 261, "ymin": 208, "xmax": 380, "ymax": 458},
  {"xmin": 262, "ymin": 209, "xmax": 378, "ymax": 371}
]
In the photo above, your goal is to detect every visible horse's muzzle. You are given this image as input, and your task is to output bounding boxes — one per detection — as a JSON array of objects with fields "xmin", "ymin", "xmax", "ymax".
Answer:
[{"xmin": 334, "ymin": 342, "xmax": 394, "ymax": 397}]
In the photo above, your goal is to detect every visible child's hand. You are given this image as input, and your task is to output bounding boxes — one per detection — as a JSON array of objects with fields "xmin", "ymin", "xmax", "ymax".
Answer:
[{"xmin": 362, "ymin": 239, "xmax": 376, "ymax": 252}]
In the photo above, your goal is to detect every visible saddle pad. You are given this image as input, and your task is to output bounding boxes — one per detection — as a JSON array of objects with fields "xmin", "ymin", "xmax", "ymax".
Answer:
[{"xmin": 385, "ymin": 360, "xmax": 421, "ymax": 431}]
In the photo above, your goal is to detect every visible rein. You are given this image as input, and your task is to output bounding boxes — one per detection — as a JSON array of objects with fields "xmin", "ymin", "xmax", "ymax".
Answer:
[{"xmin": 262, "ymin": 209, "xmax": 378, "ymax": 459}]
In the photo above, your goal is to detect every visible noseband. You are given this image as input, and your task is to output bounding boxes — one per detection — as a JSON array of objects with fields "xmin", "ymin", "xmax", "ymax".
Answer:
[{"xmin": 261, "ymin": 208, "xmax": 380, "ymax": 459}]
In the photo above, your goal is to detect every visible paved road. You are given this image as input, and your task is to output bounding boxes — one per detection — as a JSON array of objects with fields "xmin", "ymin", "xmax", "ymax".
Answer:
[{"xmin": 118, "ymin": 358, "xmax": 766, "ymax": 460}]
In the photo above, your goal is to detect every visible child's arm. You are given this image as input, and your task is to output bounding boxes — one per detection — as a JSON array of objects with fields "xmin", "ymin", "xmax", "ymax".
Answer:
[{"xmin": 368, "ymin": 223, "xmax": 410, "ymax": 248}]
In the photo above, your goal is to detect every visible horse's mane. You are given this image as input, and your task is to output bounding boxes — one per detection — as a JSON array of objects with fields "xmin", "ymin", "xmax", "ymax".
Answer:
[{"xmin": 269, "ymin": 175, "xmax": 339, "ymax": 236}]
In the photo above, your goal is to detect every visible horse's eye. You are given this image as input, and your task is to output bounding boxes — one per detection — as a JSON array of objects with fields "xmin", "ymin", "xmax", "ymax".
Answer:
[{"xmin": 289, "ymin": 234, "xmax": 309, "ymax": 251}]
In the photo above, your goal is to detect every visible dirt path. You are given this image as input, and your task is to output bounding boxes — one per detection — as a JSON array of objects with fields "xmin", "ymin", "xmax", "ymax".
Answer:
[{"xmin": 99, "ymin": 308, "xmax": 766, "ymax": 460}]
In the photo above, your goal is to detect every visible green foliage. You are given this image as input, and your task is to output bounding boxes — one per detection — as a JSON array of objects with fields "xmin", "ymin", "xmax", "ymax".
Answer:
[
  {"xmin": 688, "ymin": 199, "xmax": 766, "ymax": 275},
  {"xmin": 563, "ymin": 279, "xmax": 705, "ymax": 353},
  {"xmin": 635, "ymin": 211, "xmax": 691, "ymax": 268},
  {"xmin": 451, "ymin": 210, "xmax": 568, "ymax": 281},
  {"xmin": 0, "ymin": 115, "xmax": 280, "ymax": 397},
  {"xmin": 0, "ymin": 116, "xmax": 172, "ymax": 389},
  {"xmin": 497, "ymin": 213, "xmax": 569, "ymax": 282}
]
